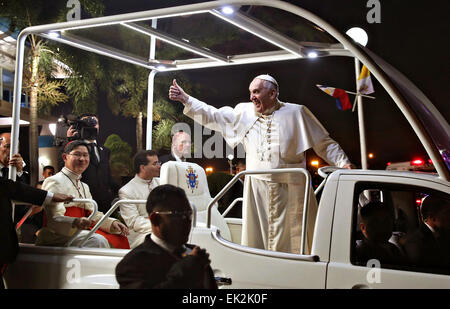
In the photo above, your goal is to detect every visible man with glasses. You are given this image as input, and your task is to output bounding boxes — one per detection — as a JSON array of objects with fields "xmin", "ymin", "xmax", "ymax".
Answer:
[
  {"xmin": 65, "ymin": 113, "xmax": 117, "ymax": 214},
  {"xmin": 116, "ymin": 184, "xmax": 217, "ymax": 289},
  {"xmin": 118, "ymin": 150, "xmax": 161, "ymax": 248},
  {"xmin": 36, "ymin": 140, "xmax": 129, "ymax": 248}
]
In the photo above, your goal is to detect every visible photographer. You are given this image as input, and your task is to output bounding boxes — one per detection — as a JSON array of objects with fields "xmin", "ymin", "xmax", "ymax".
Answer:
[{"xmin": 57, "ymin": 113, "xmax": 117, "ymax": 213}]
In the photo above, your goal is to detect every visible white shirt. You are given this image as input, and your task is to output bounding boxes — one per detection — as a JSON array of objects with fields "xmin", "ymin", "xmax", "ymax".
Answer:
[
  {"xmin": 150, "ymin": 233, "xmax": 190, "ymax": 255},
  {"xmin": 0, "ymin": 161, "xmax": 24, "ymax": 178},
  {"xmin": 424, "ymin": 222, "xmax": 438, "ymax": 238},
  {"xmin": 84, "ymin": 139, "xmax": 100, "ymax": 162},
  {"xmin": 118, "ymin": 175, "xmax": 160, "ymax": 248},
  {"xmin": 172, "ymin": 152, "xmax": 185, "ymax": 162}
]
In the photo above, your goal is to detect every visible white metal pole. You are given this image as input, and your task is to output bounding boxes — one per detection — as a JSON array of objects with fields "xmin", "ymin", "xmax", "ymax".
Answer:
[
  {"xmin": 9, "ymin": 33, "xmax": 27, "ymax": 221},
  {"xmin": 354, "ymin": 58, "xmax": 368, "ymax": 170},
  {"xmin": 10, "ymin": 33, "xmax": 27, "ymax": 181},
  {"xmin": 0, "ymin": 67, "xmax": 3, "ymax": 101},
  {"xmin": 147, "ymin": 70, "xmax": 157, "ymax": 150},
  {"xmin": 146, "ymin": 19, "xmax": 157, "ymax": 150}
]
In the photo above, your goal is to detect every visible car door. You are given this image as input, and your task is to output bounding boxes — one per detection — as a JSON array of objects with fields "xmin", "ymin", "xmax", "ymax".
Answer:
[
  {"xmin": 191, "ymin": 226, "xmax": 329, "ymax": 289},
  {"xmin": 326, "ymin": 173, "xmax": 450, "ymax": 289}
]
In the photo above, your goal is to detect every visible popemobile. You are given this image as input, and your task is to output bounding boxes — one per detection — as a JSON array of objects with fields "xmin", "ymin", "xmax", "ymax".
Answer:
[{"xmin": 3, "ymin": 1, "xmax": 449, "ymax": 289}]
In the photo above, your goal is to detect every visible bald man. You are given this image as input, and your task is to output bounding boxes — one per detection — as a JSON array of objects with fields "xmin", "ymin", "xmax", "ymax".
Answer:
[
  {"xmin": 159, "ymin": 131, "xmax": 192, "ymax": 164},
  {"xmin": 169, "ymin": 75, "xmax": 353, "ymax": 254}
]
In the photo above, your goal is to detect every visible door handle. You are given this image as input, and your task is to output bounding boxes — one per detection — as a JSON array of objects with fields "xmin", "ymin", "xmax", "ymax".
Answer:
[
  {"xmin": 215, "ymin": 276, "xmax": 232, "ymax": 286},
  {"xmin": 352, "ymin": 284, "xmax": 370, "ymax": 289}
]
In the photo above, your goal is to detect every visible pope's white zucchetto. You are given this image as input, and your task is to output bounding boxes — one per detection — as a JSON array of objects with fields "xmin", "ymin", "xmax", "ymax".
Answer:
[{"xmin": 254, "ymin": 74, "xmax": 279, "ymax": 88}]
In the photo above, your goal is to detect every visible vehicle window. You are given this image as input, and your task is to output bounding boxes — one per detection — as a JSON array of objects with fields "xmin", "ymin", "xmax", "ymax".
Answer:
[{"xmin": 350, "ymin": 182, "xmax": 450, "ymax": 275}]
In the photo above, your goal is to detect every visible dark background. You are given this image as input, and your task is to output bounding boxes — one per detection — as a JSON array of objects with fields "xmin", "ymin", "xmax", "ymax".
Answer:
[{"xmin": 60, "ymin": 0, "xmax": 449, "ymax": 172}]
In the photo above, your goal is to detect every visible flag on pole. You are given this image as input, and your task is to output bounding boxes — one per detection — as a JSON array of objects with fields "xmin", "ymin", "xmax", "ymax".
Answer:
[
  {"xmin": 357, "ymin": 65, "xmax": 374, "ymax": 94},
  {"xmin": 316, "ymin": 84, "xmax": 352, "ymax": 111}
]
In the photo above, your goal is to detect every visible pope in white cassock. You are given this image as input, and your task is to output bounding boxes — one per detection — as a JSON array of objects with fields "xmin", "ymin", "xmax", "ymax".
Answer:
[{"xmin": 169, "ymin": 75, "xmax": 353, "ymax": 254}]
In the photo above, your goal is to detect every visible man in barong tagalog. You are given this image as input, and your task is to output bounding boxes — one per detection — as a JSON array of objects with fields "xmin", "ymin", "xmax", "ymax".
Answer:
[{"xmin": 169, "ymin": 74, "xmax": 354, "ymax": 254}]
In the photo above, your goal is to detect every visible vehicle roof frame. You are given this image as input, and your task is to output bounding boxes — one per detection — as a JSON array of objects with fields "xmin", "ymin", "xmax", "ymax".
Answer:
[{"xmin": 8, "ymin": 0, "xmax": 449, "ymax": 188}]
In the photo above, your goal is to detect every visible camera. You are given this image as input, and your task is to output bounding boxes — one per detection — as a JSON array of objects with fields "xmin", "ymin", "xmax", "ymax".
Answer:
[{"xmin": 54, "ymin": 114, "xmax": 98, "ymax": 146}]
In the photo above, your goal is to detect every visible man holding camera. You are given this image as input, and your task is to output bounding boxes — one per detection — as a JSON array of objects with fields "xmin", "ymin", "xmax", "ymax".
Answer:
[{"xmin": 65, "ymin": 113, "xmax": 117, "ymax": 213}]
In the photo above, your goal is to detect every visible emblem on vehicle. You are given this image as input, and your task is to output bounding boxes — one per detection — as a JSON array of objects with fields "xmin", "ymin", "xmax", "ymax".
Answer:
[{"xmin": 185, "ymin": 166, "xmax": 199, "ymax": 193}]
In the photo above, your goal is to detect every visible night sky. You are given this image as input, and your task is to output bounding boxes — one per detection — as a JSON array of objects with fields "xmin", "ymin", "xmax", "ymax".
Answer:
[{"xmin": 90, "ymin": 0, "xmax": 449, "ymax": 171}]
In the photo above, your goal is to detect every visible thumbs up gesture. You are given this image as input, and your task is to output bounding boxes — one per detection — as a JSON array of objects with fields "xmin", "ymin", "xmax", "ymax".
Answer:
[{"xmin": 169, "ymin": 79, "xmax": 189, "ymax": 104}]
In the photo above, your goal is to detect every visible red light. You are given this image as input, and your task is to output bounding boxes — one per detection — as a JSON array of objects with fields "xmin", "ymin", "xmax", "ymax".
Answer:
[
  {"xmin": 416, "ymin": 199, "xmax": 422, "ymax": 206},
  {"xmin": 411, "ymin": 159, "xmax": 424, "ymax": 166},
  {"xmin": 428, "ymin": 159, "xmax": 433, "ymax": 164},
  {"xmin": 387, "ymin": 162, "xmax": 391, "ymax": 166}
]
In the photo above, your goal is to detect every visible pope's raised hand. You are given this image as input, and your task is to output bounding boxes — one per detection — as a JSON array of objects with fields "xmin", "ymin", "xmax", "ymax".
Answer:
[{"xmin": 169, "ymin": 79, "xmax": 189, "ymax": 104}]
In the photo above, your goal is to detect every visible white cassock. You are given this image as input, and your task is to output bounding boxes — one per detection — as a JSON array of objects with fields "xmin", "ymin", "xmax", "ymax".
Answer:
[
  {"xmin": 36, "ymin": 167, "xmax": 119, "ymax": 248},
  {"xmin": 184, "ymin": 97, "xmax": 351, "ymax": 254},
  {"xmin": 118, "ymin": 175, "xmax": 160, "ymax": 248}
]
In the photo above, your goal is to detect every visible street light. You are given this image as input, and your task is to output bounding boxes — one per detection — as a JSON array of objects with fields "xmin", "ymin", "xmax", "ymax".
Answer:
[
  {"xmin": 227, "ymin": 154, "xmax": 234, "ymax": 174},
  {"xmin": 346, "ymin": 27, "xmax": 368, "ymax": 46},
  {"xmin": 346, "ymin": 27, "xmax": 369, "ymax": 170}
]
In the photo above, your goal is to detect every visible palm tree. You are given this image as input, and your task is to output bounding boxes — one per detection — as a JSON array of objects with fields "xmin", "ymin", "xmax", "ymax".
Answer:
[
  {"xmin": 0, "ymin": 0, "xmax": 103, "ymax": 185},
  {"xmin": 104, "ymin": 133, "xmax": 133, "ymax": 182}
]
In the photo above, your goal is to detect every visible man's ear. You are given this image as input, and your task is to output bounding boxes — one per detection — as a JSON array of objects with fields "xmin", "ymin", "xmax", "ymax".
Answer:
[
  {"xmin": 149, "ymin": 212, "xmax": 159, "ymax": 226},
  {"xmin": 360, "ymin": 223, "xmax": 367, "ymax": 234},
  {"xmin": 269, "ymin": 88, "xmax": 277, "ymax": 100}
]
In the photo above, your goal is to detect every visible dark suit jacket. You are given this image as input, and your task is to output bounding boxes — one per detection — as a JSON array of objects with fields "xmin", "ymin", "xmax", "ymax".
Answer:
[
  {"xmin": 223, "ymin": 179, "xmax": 243, "ymax": 218},
  {"xmin": 159, "ymin": 153, "xmax": 177, "ymax": 165},
  {"xmin": 0, "ymin": 179, "xmax": 47, "ymax": 263},
  {"xmin": 115, "ymin": 235, "xmax": 217, "ymax": 289},
  {"xmin": 403, "ymin": 223, "xmax": 450, "ymax": 274},
  {"xmin": 159, "ymin": 153, "xmax": 194, "ymax": 165},
  {"xmin": 81, "ymin": 144, "xmax": 117, "ymax": 213},
  {"xmin": 355, "ymin": 237, "xmax": 405, "ymax": 267},
  {"xmin": 1, "ymin": 167, "xmax": 39, "ymax": 230}
]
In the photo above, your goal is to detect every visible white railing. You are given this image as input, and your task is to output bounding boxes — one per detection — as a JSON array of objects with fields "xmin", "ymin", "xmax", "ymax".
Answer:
[
  {"xmin": 65, "ymin": 198, "xmax": 98, "ymax": 247},
  {"xmin": 207, "ymin": 168, "xmax": 311, "ymax": 255},
  {"xmin": 221, "ymin": 197, "xmax": 243, "ymax": 217},
  {"xmin": 77, "ymin": 199, "xmax": 197, "ymax": 248}
]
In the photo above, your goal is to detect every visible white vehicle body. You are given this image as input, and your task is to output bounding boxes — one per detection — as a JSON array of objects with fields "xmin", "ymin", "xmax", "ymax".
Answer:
[
  {"xmin": 5, "ymin": 169, "xmax": 449, "ymax": 289},
  {"xmin": 4, "ymin": 1, "xmax": 449, "ymax": 288}
]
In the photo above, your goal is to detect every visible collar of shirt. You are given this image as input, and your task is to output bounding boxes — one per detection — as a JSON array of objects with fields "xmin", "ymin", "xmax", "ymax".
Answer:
[
  {"xmin": 135, "ymin": 174, "xmax": 155, "ymax": 185},
  {"xmin": 0, "ymin": 162, "xmax": 24, "ymax": 177},
  {"xmin": 424, "ymin": 221, "xmax": 438, "ymax": 238},
  {"xmin": 254, "ymin": 100, "xmax": 282, "ymax": 117},
  {"xmin": 62, "ymin": 166, "xmax": 82, "ymax": 181},
  {"xmin": 150, "ymin": 233, "xmax": 185, "ymax": 255},
  {"xmin": 172, "ymin": 152, "xmax": 184, "ymax": 162}
]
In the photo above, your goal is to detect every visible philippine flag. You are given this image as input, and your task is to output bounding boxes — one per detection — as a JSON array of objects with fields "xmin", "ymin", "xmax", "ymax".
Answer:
[{"xmin": 316, "ymin": 84, "xmax": 352, "ymax": 111}]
